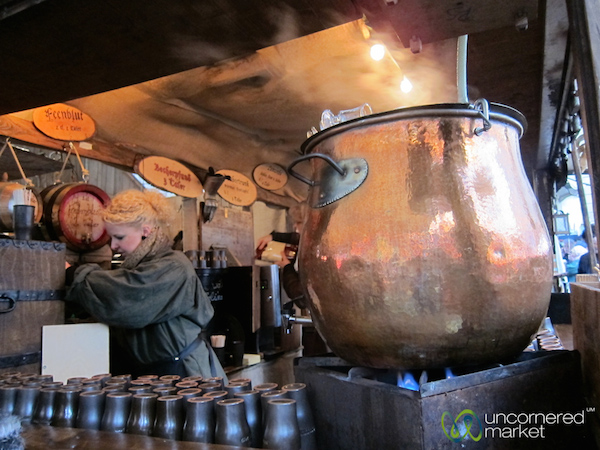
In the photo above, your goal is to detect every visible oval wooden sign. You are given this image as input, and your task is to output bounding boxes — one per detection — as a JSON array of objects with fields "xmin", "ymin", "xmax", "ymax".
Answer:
[
  {"xmin": 216, "ymin": 170, "xmax": 257, "ymax": 206},
  {"xmin": 252, "ymin": 163, "xmax": 288, "ymax": 191},
  {"xmin": 32, "ymin": 103, "xmax": 96, "ymax": 141},
  {"xmin": 134, "ymin": 156, "xmax": 203, "ymax": 198}
]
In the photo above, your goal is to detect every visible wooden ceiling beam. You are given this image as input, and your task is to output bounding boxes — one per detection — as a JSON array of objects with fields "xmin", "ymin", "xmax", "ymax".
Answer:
[
  {"xmin": 0, "ymin": 114, "xmax": 137, "ymax": 170},
  {"xmin": 0, "ymin": 114, "xmax": 296, "ymax": 207}
]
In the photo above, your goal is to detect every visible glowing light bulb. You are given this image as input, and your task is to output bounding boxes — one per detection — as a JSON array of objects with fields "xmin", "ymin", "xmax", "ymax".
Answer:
[
  {"xmin": 370, "ymin": 44, "xmax": 386, "ymax": 61},
  {"xmin": 400, "ymin": 76, "xmax": 413, "ymax": 93}
]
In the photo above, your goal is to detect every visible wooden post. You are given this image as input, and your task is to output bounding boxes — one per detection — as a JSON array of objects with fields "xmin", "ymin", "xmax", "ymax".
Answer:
[
  {"xmin": 567, "ymin": 0, "xmax": 600, "ymax": 248},
  {"xmin": 570, "ymin": 281, "xmax": 600, "ymax": 445},
  {"xmin": 571, "ymin": 134, "xmax": 597, "ymax": 269}
]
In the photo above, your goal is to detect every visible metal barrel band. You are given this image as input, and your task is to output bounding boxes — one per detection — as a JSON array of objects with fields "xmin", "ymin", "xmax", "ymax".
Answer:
[
  {"xmin": 0, "ymin": 351, "xmax": 41, "ymax": 369},
  {"xmin": 0, "ymin": 289, "xmax": 65, "ymax": 302}
]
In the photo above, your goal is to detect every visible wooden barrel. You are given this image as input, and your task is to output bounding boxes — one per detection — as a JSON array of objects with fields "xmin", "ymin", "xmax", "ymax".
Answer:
[
  {"xmin": 39, "ymin": 183, "xmax": 67, "ymax": 243},
  {"xmin": 41, "ymin": 182, "xmax": 110, "ymax": 251},
  {"xmin": 0, "ymin": 240, "xmax": 66, "ymax": 375},
  {"xmin": 0, "ymin": 182, "xmax": 43, "ymax": 231}
]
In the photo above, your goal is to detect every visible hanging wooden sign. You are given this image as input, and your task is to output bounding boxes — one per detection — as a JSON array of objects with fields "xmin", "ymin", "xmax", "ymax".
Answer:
[
  {"xmin": 252, "ymin": 163, "xmax": 288, "ymax": 191},
  {"xmin": 216, "ymin": 170, "xmax": 257, "ymax": 206},
  {"xmin": 32, "ymin": 103, "xmax": 96, "ymax": 141},
  {"xmin": 134, "ymin": 156, "xmax": 203, "ymax": 198}
]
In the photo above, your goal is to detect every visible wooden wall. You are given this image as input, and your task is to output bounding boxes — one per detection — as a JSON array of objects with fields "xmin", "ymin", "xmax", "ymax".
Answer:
[{"xmin": 200, "ymin": 198, "xmax": 255, "ymax": 267}]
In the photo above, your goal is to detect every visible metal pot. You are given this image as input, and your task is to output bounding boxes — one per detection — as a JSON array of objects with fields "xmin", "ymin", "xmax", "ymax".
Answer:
[
  {"xmin": 289, "ymin": 101, "xmax": 553, "ymax": 369},
  {"xmin": 0, "ymin": 183, "xmax": 42, "ymax": 231}
]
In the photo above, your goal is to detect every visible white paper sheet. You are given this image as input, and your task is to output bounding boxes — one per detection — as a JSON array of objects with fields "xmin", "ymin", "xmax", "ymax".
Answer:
[{"xmin": 42, "ymin": 323, "xmax": 110, "ymax": 383}]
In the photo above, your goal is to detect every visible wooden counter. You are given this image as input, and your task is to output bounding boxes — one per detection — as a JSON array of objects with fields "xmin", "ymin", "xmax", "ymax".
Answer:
[{"xmin": 21, "ymin": 424, "xmax": 256, "ymax": 449}]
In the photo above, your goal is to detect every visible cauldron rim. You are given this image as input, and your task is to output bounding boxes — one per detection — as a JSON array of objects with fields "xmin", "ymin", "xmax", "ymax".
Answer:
[{"xmin": 301, "ymin": 102, "xmax": 527, "ymax": 155}]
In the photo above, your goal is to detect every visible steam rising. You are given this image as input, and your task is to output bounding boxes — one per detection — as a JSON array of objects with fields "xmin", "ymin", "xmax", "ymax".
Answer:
[{"xmin": 65, "ymin": 14, "xmax": 464, "ymax": 202}]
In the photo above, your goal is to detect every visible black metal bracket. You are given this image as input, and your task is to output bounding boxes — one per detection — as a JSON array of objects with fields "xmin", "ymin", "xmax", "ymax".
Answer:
[{"xmin": 0, "ymin": 294, "xmax": 15, "ymax": 313}]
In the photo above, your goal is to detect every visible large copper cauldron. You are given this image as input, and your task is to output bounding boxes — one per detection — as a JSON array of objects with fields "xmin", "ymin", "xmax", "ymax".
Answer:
[{"xmin": 288, "ymin": 102, "xmax": 553, "ymax": 369}]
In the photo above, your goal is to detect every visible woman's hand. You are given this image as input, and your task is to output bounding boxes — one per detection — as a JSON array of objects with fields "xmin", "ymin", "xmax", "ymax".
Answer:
[
  {"xmin": 275, "ymin": 252, "xmax": 290, "ymax": 268},
  {"xmin": 256, "ymin": 234, "xmax": 273, "ymax": 251}
]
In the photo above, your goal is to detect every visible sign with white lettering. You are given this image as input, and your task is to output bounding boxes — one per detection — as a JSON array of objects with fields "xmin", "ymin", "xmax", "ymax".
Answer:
[
  {"xmin": 32, "ymin": 103, "xmax": 96, "ymax": 141},
  {"xmin": 252, "ymin": 163, "xmax": 288, "ymax": 191},
  {"xmin": 216, "ymin": 170, "xmax": 257, "ymax": 206},
  {"xmin": 134, "ymin": 156, "xmax": 203, "ymax": 198}
]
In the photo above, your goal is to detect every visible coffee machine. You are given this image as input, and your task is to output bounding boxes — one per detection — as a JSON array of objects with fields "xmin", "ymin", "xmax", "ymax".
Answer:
[{"xmin": 197, "ymin": 265, "xmax": 287, "ymax": 362}]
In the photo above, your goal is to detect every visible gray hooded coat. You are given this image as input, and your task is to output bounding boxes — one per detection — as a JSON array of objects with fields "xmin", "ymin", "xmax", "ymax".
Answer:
[{"xmin": 66, "ymin": 247, "xmax": 226, "ymax": 380}]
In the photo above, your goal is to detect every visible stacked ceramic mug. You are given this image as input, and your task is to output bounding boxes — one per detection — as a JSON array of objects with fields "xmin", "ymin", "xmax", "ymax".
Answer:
[{"xmin": 0, "ymin": 372, "xmax": 317, "ymax": 449}]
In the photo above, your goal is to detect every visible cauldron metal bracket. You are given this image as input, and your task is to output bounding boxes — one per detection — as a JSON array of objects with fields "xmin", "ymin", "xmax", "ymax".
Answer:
[
  {"xmin": 288, "ymin": 153, "xmax": 368, "ymax": 207},
  {"xmin": 471, "ymin": 98, "xmax": 492, "ymax": 135}
]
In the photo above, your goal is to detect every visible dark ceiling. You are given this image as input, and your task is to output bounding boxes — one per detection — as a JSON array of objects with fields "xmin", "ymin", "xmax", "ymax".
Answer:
[
  {"xmin": 0, "ymin": 0, "xmax": 569, "ymax": 203},
  {"xmin": 0, "ymin": 0, "xmax": 361, "ymax": 114}
]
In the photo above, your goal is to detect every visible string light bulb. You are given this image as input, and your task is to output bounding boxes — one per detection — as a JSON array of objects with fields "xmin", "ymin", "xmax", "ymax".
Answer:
[
  {"xmin": 400, "ymin": 76, "xmax": 413, "ymax": 93},
  {"xmin": 370, "ymin": 43, "xmax": 386, "ymax": 61},
  {"xmin": 369, "ymin": 41, "xmax": 413, "ymax": 95}
]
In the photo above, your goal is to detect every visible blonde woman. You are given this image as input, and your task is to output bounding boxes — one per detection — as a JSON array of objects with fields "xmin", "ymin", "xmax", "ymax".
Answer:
[{"xmin": 66, "ymin": 189, "xmax": 226, "ymax": 380}]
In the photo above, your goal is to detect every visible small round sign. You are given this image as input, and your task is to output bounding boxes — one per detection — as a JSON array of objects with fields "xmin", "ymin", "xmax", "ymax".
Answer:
[
  {"xmin": 252, "ymin": 163, "xmax": 288, "ymax": 191},
  {"xmin": 216, "ymin": 170, "xmax": 257, "ymax": 206}
]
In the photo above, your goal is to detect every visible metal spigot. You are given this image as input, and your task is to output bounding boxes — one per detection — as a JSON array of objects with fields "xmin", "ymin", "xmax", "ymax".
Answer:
[{"xmin": 282, "ymin": 312, "xmax": 313, "ymax": 334}]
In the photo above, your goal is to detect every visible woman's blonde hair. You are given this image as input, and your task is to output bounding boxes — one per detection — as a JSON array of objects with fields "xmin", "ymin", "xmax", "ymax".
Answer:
[{"xmin": 102, "ymin": 189, "xmax": 174, "ymax": 229}]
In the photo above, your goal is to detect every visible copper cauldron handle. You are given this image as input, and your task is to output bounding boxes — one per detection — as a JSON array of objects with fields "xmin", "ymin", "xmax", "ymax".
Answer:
[
  {"xmin": 287, "ymin": 153, "xmax": 368, "ymax": 207},
  {"xmin": 287, "ymin": 153, "xmax": 345, "ymax": 186}
]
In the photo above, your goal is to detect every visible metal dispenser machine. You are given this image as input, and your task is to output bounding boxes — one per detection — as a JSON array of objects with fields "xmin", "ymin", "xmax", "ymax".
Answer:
[
  {"xmin": 257, "ymin": 265, "xmax": 282, "ymax": 354},
  {"xmin": 199, "ymin": 264, "xmax": 293, "ymax": 363}
]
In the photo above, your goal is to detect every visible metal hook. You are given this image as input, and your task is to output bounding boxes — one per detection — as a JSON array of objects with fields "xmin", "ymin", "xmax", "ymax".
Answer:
[{"xmin": 472, "ymin": 98, "xmax": 492, "ymax": 135}]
